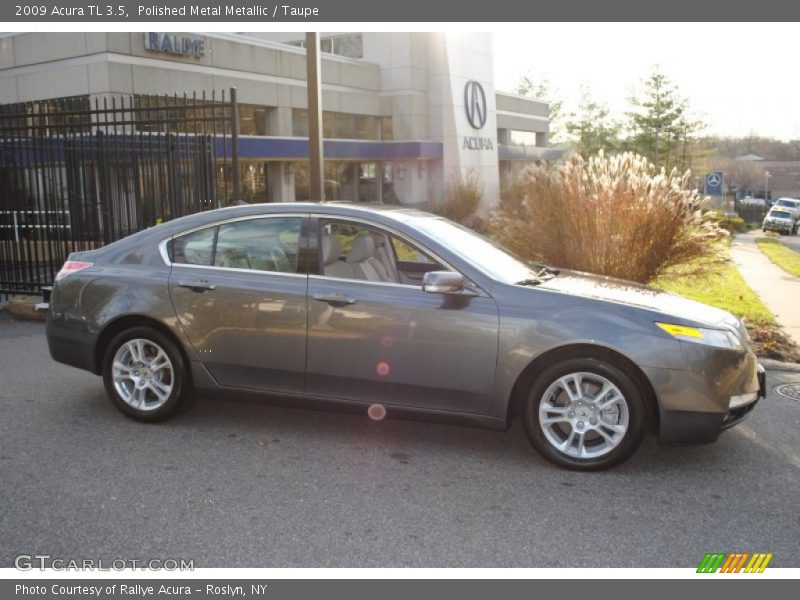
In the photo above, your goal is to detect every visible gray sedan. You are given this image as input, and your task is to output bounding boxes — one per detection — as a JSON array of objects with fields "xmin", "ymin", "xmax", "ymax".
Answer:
[{"xmin": 46, "ymin": 203, "xmax": 765, "ymax": 470}]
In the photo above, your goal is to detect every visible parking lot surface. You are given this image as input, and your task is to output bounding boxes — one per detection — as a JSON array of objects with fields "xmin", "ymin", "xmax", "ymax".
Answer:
[{"xmin": 1, "ymin": 316, "xmax": 799, "ymax": 567}]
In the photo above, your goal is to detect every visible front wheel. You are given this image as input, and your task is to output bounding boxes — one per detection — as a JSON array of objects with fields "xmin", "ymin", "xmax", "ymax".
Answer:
[
  {"xmin": 102, "ymin": 327, "xmax": 190, "ymax": 422},
  {"xmin": 522, "ymin": 358, "xmax": 646, "ymax": 470}
]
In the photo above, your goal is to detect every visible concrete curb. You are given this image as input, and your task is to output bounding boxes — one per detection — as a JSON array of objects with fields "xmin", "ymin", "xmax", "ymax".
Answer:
[
  {"xmin": 758, "ymin": 358, "xmax": 800, "ymax": 373},
  {"xmin": 5, "ymin": 295, "xmax": 46, "ymax": 322}
]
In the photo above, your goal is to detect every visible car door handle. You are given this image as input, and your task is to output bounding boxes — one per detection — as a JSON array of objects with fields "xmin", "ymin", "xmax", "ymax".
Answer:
[
  {"xmin": 177, "ymin": 280, "xmax": 216, "ymax": 292},
  {"xmin": 313, "ymin": 292, "xmax": 357, "ymax": 306}
]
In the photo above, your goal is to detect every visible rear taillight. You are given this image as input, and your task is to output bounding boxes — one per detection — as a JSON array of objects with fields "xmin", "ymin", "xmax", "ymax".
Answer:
[{"xmin": 55, "ymin": 261, "xmax": 93, "ymax": 281}]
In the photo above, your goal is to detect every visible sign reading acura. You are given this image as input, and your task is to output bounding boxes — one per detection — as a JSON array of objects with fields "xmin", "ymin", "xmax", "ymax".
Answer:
[
  {"xmin": 464, "ymin": 80, "xmax": 487, "ymax": 129},
  {"xmin": 463, "ymin": 80, "xmax": 493, "ymax": 150}
]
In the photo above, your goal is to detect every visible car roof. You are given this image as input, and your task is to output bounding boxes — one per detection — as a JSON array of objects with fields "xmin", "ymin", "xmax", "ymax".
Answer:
[{"xmin": 150, "ymin": 202, "xmax": 436, "ymax": 236}]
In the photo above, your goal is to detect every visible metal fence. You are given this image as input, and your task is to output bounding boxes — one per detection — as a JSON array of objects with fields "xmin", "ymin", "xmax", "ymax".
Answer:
[
  {"xmin": 735, "ymin": 202, "xmax": 769, "ymax": 225},
  {"xmin": 0, "ymin": 89, "xmax": 240, "ymax": 297}
]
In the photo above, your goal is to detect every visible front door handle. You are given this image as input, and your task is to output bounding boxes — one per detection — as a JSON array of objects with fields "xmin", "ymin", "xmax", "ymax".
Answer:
[
  {"xmin": 178, "ymin": 280, "xmax": 216, "ymax": 292},
  {"xmin": 313, "ymin": 292, "xmax": 357, "ymax": 306}
]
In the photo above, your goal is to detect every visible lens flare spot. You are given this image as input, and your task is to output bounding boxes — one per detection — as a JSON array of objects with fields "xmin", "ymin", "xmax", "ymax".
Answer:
[
  {"xmin": 368, "ymin": 404, "xmax": 387, "ymax": 421},
  {"xmin": 381, "ymin": 336, "xmax": 394, "ymax": 348},
  {"xmin": 376, "ymin": 361, "xmax": 390, "ymax": 376}
]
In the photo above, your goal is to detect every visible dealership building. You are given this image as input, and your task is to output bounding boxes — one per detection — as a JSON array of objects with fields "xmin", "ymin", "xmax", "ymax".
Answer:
[{"xmin": 0, "ymin": 31, "xmax": 557, "ymax": 208}]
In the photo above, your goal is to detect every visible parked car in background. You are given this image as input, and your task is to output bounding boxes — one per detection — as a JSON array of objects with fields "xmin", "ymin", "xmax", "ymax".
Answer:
[
  {"xmin": 763, "ymin": 207, "xmax": 797, "ymax": 235},
  {"xmin": 772, "ymin": 198, "xmax": 800, "ymax": 231},
  {"xmin": 46, "ymin": 203, "xmax": 765, "ymax": 471}
]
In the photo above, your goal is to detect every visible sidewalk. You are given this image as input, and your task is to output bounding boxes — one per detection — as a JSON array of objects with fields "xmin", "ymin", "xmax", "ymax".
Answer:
[{"xmin": 730, "ymin": 231, "xmax": 800, "ymax": 346}]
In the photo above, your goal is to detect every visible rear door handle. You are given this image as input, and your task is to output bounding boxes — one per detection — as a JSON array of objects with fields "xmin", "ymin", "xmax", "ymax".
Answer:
[
  {"xmin": 178, "ymin": 280, "xmax": 216, "ymax": 292},
  {"xmin": 313, "ymin": 292, "xmax": 357, "ymax": 306}
]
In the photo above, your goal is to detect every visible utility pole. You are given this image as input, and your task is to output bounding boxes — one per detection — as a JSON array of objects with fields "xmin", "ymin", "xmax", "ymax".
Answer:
[{"xmin": 306, "ymin": 32, "xmax": 324, "ymax": 202}]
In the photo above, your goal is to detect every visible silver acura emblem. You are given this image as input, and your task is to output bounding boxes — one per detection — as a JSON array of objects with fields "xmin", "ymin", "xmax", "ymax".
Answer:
[{"xmin": 464, "ymin": 80, "xmax": 487, "ymax": 129}]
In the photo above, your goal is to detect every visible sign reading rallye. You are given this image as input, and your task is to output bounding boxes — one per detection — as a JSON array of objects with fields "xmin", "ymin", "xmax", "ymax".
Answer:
[
  {"xmin": 705, "ymin": 171, "xmax": 724, "ymax": 196},
  {"xmin": 144, "ymin": 33, "xmax": 206, "ymax": 59}
]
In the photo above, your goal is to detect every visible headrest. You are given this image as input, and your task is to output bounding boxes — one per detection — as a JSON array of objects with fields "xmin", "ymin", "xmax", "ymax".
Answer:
[
  {"xmin": 370, "ymin": 231, "xmax": 387, "ymax": 247},
  {"xmin": 347, "ymin": 234, "xmax": 375, "ymax": 263},
  {"xmin": 321, "ymin": 234, "xmax": 342, "ymax": 266}
]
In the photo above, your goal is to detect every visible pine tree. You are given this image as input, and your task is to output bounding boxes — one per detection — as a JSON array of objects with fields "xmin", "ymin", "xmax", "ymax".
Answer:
[
  {"xmin": 565, "ymin": 85, "xmax": 620, "ymax": 159},
  {"xmin": 626, "ymin": 66, "xmax": 704, "ymax": 171}
]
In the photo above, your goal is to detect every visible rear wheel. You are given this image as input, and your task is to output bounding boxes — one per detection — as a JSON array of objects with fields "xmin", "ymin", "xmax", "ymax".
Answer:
[
  {"xmin": 102, "ymin": 327, "xmax": 190, "ymax": 422},
  {"xmin": 522, "ymin": 357, "xmax": 646, "ymax": 471}
]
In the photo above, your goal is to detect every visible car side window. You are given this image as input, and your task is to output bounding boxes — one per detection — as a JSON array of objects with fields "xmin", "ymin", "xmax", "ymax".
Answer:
[
  {"xmin": 319, "ymin": 220, "xmax": 442, "ymax": 284},
  {"xmin": 170, "ymin": 227, "xmax": 216, "ymax": 266},
  {"xmin": 213, "ymin": 217, "xmax": 301, "ymax": 274},
  {"xmin": 391, "ymin": 237, "xmax": 436, "ymax": 264}
]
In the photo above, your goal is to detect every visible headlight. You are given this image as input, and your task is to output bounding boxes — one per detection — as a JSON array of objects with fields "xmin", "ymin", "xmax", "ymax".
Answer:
[{"xmin": 656, "ymin": 322, "xmax": 743, "ymax": 350}]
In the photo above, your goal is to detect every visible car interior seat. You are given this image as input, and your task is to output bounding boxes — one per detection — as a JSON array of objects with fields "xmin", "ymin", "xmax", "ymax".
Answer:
[{"xmin": 322, "ymin": 234, "xmax": 355, "ymax": 278}]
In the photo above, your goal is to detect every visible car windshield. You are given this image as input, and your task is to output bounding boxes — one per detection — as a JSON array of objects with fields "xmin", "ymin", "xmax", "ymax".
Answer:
[
  {"xmin": 410, "ymin": 216, "xmax": 541, "ymax": 284},
  {"xmin": 771, "ymin": 210, "xmax": 791, "ymax": 219},
  {"xmin": 777, "ymin": 200, "xmax": 798, "ymax": 208}
]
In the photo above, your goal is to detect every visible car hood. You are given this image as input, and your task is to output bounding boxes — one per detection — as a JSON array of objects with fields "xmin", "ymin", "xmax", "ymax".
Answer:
[{"xmin": 535, "ymin": 269, "xmax": 737, "ymax": 329}]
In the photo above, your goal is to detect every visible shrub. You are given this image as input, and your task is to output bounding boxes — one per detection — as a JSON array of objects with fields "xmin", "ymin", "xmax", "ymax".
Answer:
[
  {"xmin": 703, "ymin": 211, "xmax": 748, "ymax": 234},
  {"xmin": 433, "ymin": 169, "xmax": 484, "ymax": 229},
  {"xmin": 489, "ymin": 152, "xmax": 724, "ymax": 283}
]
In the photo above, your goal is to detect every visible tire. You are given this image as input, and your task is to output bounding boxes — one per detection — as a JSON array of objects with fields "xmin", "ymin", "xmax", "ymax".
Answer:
[
  {"xmin": 102, "ymin": 326, "xmax": 190, "ymax": 422},
  {"xmin": 522, "ymin": 357, "xmax": 646, "ymax": 471}
]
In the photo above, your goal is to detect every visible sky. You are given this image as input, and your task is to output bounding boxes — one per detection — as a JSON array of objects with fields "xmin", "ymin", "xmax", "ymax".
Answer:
[{"xmin": 492, "ymin": 23, "xmax": 800, "ymax": 141}]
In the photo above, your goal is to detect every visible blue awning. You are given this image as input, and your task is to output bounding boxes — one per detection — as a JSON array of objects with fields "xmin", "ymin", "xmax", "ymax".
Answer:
[{"xmin": 216, "ymin": 137, "xmax": 443, "ymax": 161}]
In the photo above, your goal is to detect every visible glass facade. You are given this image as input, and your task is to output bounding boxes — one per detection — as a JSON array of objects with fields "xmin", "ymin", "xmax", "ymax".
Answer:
[
  {"xmin": 216, "ymin": 160, "xmax": 271, "ymax": 204},
  {"xmin": 288, "ymin": 34, "xmax": 364, "ymax": 59},
  {"xmin": 292, "ymin": 109, "xmax": 384, "ymax": 140},
  {"xmin": 238, "ymin": 104, "xmax": 269, "ymax": 136}
]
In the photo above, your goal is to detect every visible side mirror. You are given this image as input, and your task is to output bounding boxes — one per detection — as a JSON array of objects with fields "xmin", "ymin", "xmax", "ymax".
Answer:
[{"xmin": 422, "ymin": 271, "xmax": 465, "ymax": 294}]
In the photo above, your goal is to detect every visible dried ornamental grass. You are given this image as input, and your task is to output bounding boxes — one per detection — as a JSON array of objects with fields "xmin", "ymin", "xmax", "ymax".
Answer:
[{"xmin": 490, "ymin": 152, "xmax": 724, "ymax": 283}]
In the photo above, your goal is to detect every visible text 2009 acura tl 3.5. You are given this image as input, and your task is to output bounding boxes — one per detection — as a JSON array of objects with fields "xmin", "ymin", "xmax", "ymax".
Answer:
[{"xmin": 46, "ymin": 203, "xmax": 765, "ymax": 470}]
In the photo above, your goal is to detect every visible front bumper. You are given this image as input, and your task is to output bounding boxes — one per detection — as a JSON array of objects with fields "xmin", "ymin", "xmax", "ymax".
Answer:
[
  {"xmin": 646, "ymin": 357, "xmax": 765, "ymax": 445},
  {"xmin": 722, "ymin": 364, "xmax": 766, "ymax": 430}
]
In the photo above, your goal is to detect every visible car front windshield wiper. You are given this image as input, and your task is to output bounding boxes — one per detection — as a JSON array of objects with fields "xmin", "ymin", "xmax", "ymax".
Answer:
[
  {"xmin": 515, "ymin": 277, "xmax": 551, "ymax": 287},
  {"xmin": 530, "ymin": 262, "xmax": 560, "ymax": 277}
]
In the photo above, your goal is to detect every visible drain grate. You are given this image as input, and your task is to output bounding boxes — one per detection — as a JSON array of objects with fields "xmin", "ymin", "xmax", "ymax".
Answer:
[{"xmin": 773, "ymin": 383, "xmax": 800, "ymax": 400}]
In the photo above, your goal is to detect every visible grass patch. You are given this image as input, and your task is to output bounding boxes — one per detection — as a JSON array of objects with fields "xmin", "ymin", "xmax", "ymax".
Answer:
[
  {"xmin": 755, "ymin": 237, "xmax": 800, "ymax": 278},
  {"xmin": 652, "ymin": 246, "xmax": 800, "ymax": 362}
]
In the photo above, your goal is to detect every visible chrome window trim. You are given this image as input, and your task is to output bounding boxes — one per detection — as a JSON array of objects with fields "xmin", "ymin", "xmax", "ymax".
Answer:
[
  {"xmin": 309, "ymin": 273, "xmax": 421, "ymax": 291},
  {"xmin": 158, "ymin": 213, "xmax": 309, "ymax": 273},
  {"xmin": 170, "ymin": 262, "xmax": 308, "ymax": 279}
]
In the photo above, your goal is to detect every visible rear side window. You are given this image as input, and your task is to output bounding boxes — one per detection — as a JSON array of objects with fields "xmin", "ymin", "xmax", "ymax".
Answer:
[
  {"xmin": 214, "ymin": 218, "xmax": 300, "ymax": 273},
  {"xmin": 168, "ymin": 217, "xmax": 301, "ymax": 274},
  {"xmin": 170, "ymin": 227, "xmax": 216, "ymax": 266}
]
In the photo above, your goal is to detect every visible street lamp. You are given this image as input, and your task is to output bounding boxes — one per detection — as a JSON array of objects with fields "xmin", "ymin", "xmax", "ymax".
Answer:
[{"xmin": 764, "ymin": 171, "xmax": 771, "ymax": 204}]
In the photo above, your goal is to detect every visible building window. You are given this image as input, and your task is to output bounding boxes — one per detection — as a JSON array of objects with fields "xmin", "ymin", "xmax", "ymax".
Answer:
[
  {"xmin": 292, "ymin": 109, "xmax": 380, "ymax": 140},
  {"xmin": 509, "ymin": 130, "xmax": 538, "ymax": 146},
  {"xmin": 238, "ymin": 105, "xmax": 268, "ymax": 136},
  {"xmin": 380, "ymin": 117, "xmax": 393, "ymax": 141},
  {"xmin": 288, "ymin": 34, "xmax": 363, "ymax": 59},
  {"xmin": 0, "ymin": 96, "xmax": 91, "ymax": 133}
]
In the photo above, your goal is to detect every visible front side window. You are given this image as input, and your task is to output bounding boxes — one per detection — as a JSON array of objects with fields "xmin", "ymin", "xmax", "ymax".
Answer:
[
  {"xmin": 169, "ymin": 217, "xmax": 301, "ymax": 274},
  {"xmin": 318, "ymin": 220, "xmax": 441, "ymax": 284}
]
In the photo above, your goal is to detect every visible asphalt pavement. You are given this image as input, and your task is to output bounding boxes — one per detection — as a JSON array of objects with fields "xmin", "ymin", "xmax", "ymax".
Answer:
[
  {"xmin": 1, "ymin": 316, "xmax": 799, "ymax": 568},
  {"xmin": 777, "ymin": 233, "xmax": 800, "ymax": 254}
]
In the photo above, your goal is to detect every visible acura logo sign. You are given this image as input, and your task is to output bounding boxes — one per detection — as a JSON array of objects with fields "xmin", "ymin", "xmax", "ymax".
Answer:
[{"xmin": 464, "ymin": 80, "xmax": 487, "ymax": 129}]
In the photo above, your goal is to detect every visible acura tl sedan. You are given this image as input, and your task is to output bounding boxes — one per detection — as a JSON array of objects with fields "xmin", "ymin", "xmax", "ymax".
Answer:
[{"xmin": 46, "ymin": 203, "xmax": 765, "ymax": 470}]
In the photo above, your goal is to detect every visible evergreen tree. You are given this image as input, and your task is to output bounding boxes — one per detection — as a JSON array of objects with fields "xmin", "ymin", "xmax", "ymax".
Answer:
[
  {"xmin": 565, "ymin": 85, "xmax": 620, "ymax": 159},
  {"xmin": 626, "ymin": 66, "xmax": 704, "ymax": 171},
  {"xmin": 515, "ymin": 73, "xmax": 564, "ymax": 143}
]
